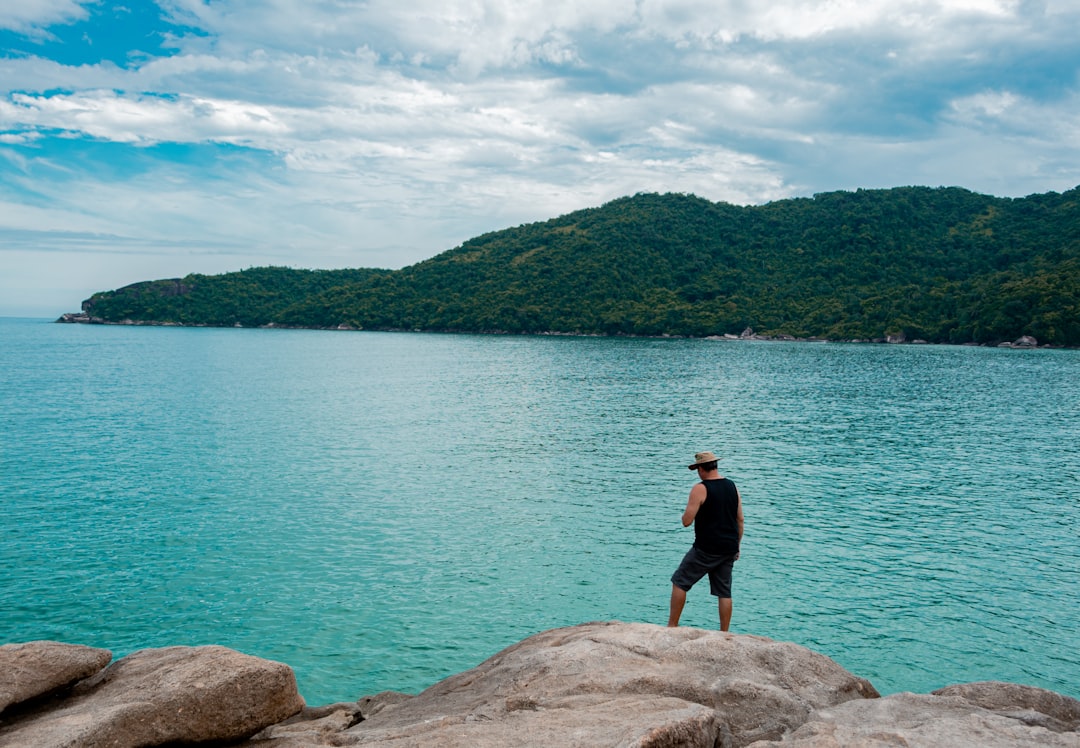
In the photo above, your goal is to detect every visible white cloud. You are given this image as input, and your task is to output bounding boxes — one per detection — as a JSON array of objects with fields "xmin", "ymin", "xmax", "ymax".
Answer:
[
  {"xmin": 1, "ymin": 0, "xmax": 1079, "ymax": 316},
  {"xmin": 949, "ymin": 90, "xmax": 1023, "ymax": 121},
  {"xmin": 0, "ymin": 56, "xmax": 798, "ymax": 210},
  {"xmin": 286, "ymin": 0, "xmax": 1014, "ymax": 56},
  {"xmin": 1, "ymin": 90, "xmax": 289, "ymax": 145},
  {"xmin": 0, "ymin": 0, "xmax": 90, "ymax": 34},
  {"xmin": 947, "ymin": 89, "xmax": 1080, "ymax": 149},
  {"xmin": 0, "ymin": 131, "xmax": 41, "ymax": 145}
]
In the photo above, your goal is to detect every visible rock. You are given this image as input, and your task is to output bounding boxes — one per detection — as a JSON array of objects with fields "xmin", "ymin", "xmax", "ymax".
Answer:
[
  {"xmin": 53, "ymin": 312, "xmax": 106, "ymax": 324},
  {"xmin": 357, "ymin": 691, "xmax": 415, "ymax": 719},
  {"xmin": 0, "ymin": 641, "xmax": 112, "ymax": 714},
  {"xmin": 886, "ymin": 332, "xmax": 906, "ymax": 344},
  {"xmin": 7, "ymin": 630, "xmax": 1075, "ymax": 748},
  {"xmin": 340, "ymin": 621, "xmax": 877, "ymax": 747},
  {"xmin": 743, "ymin": 686, "xmax": 1080, "ymax": 747},
  {"xmin": 249, "ymin": 701, "xmax": 365, "ymax": 745},
  {"xmin": 933, "ymin": 681, "xmax": 1080, "ymax": 732},
  {"xmin": 0, "ymin": 645, "xmax": 305, "ymax": 748},
  {"xmin": 1012, "ymin": 335, "xmax": 1039, "ymax": 348},
  {"xmin": 359, "ymin": 695, "xmax": 724, "ymax": 748}
]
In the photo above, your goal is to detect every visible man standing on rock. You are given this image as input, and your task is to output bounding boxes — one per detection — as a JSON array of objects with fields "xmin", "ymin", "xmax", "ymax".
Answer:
[{"xmin": 668, "ymin": 451, "xmax": 744, "ymax": 631}]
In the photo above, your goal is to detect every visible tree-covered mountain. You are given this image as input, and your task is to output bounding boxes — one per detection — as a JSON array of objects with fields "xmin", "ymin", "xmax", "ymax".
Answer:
[
  {"xmin": 74, "ymin": 186, "xmax": 1080, "ymax": 345},
  {"xmin": 76, "ymin": 266, "xmax": 391, "ymax": 328}
]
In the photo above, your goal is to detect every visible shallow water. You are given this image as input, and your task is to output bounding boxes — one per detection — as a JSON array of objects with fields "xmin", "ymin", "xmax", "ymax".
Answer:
[{"xmin": 1, "ymin": 318, "xmax": 1077, "ymax": 704}]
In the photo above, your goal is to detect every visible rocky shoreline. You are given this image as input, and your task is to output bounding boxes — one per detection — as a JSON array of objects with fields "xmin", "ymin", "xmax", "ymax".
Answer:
[
  {"xmin": 2, "ymin": 622, "xmax": 1077, "ymax": 747},
  {"xmin": 54, "ymin": 313, "xmax": 1057, "ymax": 349}
]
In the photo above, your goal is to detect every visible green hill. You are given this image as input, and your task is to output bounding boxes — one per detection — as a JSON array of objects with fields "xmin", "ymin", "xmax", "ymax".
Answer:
[{"xmin": 73, "ymin": 186, "xmax": 1080, "ymax": 346}]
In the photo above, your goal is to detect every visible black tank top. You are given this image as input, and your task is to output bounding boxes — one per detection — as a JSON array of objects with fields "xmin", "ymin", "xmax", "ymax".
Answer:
[{"xmin": 693, "ymin": 478, "xmax": 740, "ymax": 555}]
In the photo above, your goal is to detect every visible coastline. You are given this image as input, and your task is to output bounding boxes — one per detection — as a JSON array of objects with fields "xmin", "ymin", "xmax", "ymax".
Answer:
[{"xmin": 53, "ymin": 312, "xmax": 1063, "ymax": 349}]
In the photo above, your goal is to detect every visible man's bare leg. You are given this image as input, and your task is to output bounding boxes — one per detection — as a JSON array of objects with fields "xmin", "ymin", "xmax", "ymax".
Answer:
[
  {"xmin": 719, "ymin": 597, "xmax": 733, "ymax": 631},
  {"xmin": 668, "ymin": 585, "xmax": 687, "ymax": 627}
]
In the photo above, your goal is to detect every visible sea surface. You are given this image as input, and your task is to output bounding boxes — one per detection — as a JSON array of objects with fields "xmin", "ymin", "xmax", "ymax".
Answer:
[{"xmin": 2, "ymin": 317, "xmax": 1077, "ymax": 705}]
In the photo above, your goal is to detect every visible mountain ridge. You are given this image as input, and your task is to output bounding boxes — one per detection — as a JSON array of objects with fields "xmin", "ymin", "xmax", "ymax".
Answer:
[{"xmin": 64, "ymin": 185, "xmax": 1080, "ymax": 346}]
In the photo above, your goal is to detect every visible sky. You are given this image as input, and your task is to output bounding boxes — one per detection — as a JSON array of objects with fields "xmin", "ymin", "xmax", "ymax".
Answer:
[{"xmin": 1, "ymin": 1, "xmax": 1079, "ymax": 317}]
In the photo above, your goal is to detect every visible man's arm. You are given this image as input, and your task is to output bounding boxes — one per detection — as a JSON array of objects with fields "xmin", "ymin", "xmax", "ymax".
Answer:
[
  {"xmin": 681, "ymin": 483, "xmax": 707, "ymax": 527},
  {"xmin": 736, "ymin": 488, "xmax": 744, "ymax": 541},
  {"xmin": 735, "ymin": 488, "xmax": 744, "ymax": 559}
]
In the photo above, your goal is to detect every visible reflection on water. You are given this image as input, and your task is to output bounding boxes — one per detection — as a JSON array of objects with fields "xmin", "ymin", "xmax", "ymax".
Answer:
[{"xmin": 2, "ymin": 319, "xmax": 1077, "ymax": 704}]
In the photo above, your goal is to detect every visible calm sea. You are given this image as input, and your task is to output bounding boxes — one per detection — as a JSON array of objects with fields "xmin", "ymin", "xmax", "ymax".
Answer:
[{"xmin": 1, "ymin": 317, "xmax": 1077, "ymax": 705}]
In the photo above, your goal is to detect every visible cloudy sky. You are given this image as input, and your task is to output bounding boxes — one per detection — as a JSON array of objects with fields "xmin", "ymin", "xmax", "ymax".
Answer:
[{"xmin": 2, "ymin": 0, "xmax": 1078, "ymax": 316}]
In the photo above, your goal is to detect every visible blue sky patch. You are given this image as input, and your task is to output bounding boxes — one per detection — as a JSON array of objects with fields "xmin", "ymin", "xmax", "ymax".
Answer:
[{"xmin": 0, "ymin": 1, "xmax": 200, "ymax": 68}]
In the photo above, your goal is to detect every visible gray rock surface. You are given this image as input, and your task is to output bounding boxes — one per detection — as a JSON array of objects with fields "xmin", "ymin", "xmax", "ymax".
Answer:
[
  {"xmin": 0, "ymin": 644, "xmax": 305, "ymax": 748},
  {"xmin": 933, "ymin": 681, "xmax": 1080, "ymax": 733},
  {"xmin": 0, "ymin": 641, "xmax": 112, "ymax": 714},
  {"xmin": 5, "ymin": 627, "xmax": 1078, "ymax": 748},
  {"xmin": 744, "ymin": 686, "xmax": 1080, "ymax": 747},
  {"xmin": 249, "ymin": 701, "xmax": 365, "ymax": 746},
  {"xmin": 337, "ymin": 621, "xmax": 878, "ymax": 747}
]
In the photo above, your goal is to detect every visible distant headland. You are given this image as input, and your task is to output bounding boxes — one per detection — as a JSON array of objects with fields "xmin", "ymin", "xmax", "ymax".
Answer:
[{"xmin": 57, "ymin": 186, "xmax": 1080, "ymax": 347}]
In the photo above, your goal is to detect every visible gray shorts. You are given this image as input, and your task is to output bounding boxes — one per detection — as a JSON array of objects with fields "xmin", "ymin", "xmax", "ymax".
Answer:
[{"xmin": 671, "ymin": 546, "xmax": 736, "ymax": 598}]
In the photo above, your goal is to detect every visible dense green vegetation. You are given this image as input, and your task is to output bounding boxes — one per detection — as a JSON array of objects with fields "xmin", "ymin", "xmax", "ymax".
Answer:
[
  {"xmin": 78, "ymin": 186, "xmax": 1080, "ymax": 345},
  {"xmin": 80, "ymin": 267, "xmax": 390, "ymax": 328}
]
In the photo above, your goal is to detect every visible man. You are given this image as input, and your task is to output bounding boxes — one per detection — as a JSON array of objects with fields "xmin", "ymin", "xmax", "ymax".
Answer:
[{"xmin": 668, "ymin": 451, "xmax": 744, "ymax": 631}]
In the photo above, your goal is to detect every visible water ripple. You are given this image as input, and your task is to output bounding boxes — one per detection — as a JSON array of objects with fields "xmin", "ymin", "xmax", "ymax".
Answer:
[{"xmin": 1, "ymin": 321, "xmax": 1077, "ymax": 704}]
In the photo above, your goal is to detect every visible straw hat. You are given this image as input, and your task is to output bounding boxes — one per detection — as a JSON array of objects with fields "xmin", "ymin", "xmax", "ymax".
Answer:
[{"xmin": 688, "ymin": 451, "xmax": 718, "ymax": 469}]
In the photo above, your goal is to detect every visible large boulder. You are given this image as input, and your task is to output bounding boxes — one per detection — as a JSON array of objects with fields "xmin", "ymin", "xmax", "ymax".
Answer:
[
  {"xmin": 0, "ymin": 641, "xmax": 112, "ymax": 714},
  {"xmin": 335, "ymin": 622, "xmax": 878, "ymax": 747},
  {"xmin": 744, "ymin": 685, "xmax": 1080, "ymax": 747},
  {"xmin": 0, "ymin": 645, "xmax": 305, "ymax": 748}
]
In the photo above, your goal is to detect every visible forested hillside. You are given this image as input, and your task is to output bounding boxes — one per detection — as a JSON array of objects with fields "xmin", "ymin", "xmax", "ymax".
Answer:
[{"xmin": 74, "ymin": 186, "xmax": 1080, "ymax": 345}]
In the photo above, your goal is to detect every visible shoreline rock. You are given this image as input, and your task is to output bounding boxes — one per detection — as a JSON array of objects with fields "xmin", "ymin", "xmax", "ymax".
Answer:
[
  {"xmin": 2, "ymin": 623, "xmax": 1077, "ymax": 747},
  {"xmin": 52, "ymin": 314, "xmax": 1064, "ymax": 349},
  {"xmin": 0, "ymin": 644, "xmax": 304, "ymax": 747},
  {"xmin": 0, "ymin": 641, "xmax": 112, "ymax": 714}
]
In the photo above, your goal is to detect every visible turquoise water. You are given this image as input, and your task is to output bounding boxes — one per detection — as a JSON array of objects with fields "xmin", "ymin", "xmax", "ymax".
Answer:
[{"xmin": 1, "ymin": 317, "xmax": 1077, "ymax": 705}]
